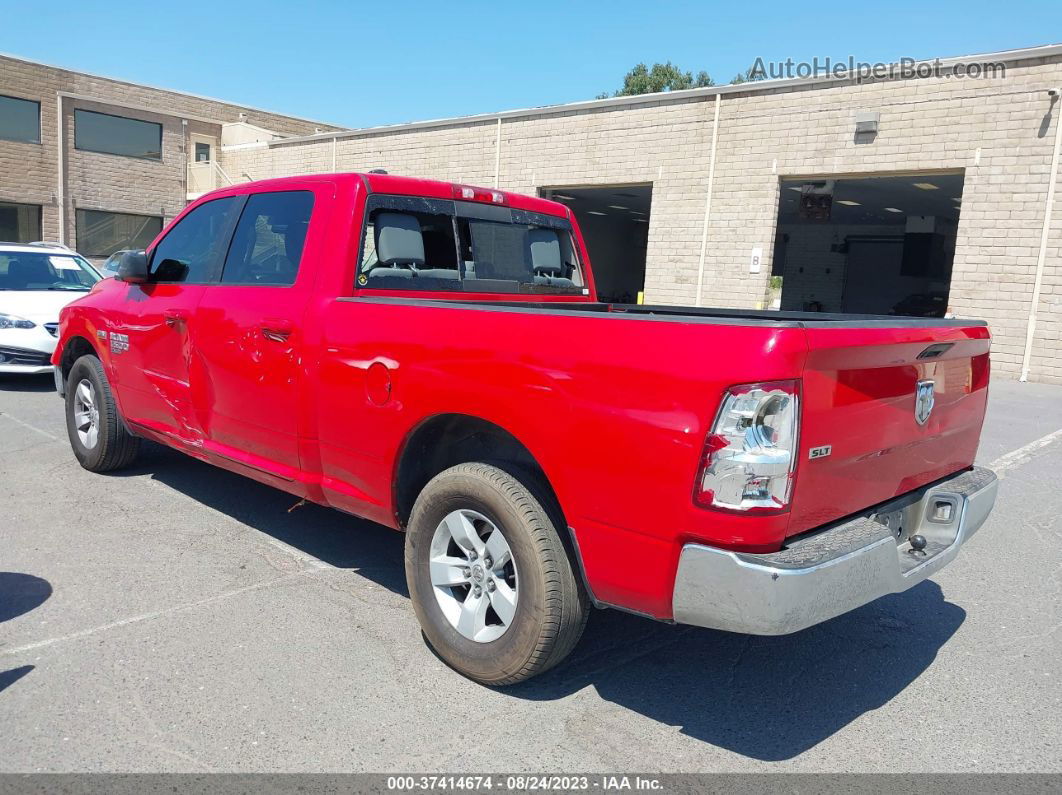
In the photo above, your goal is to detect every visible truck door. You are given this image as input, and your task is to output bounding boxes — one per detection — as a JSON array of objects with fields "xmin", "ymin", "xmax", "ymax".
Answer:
[
  {"xmin": 192, "ymin": 188, "xmax": 319, "ymax": 477},
  {"xmin": 115, "ymin": 196, "xmax": 242, "ymax": 442}
]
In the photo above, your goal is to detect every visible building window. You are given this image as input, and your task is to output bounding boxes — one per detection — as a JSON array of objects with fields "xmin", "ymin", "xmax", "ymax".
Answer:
[
  {"xmin": 74, "ymin": 109, "xmax": 162, "ymax": 160},
  {"xmin": 0, "ymin": 202, "xmax": 42, "ymax": 243},
  {"xmin": 75, "ymin": 209, "xmax": 163, "ymax": 257},
  {"xmin": 0, "ymin": 95, "xmax": 41, "ymax": 144}
]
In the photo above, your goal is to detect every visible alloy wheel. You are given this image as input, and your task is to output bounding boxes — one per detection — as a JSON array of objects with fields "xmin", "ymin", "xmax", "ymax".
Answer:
[
  {"xmin": 429, "ymin": 509, "xmax": 518, "ymax": 642},
  {"xmin": 73, "ymin": 378, "xmax": 99, "ymax": 449}
]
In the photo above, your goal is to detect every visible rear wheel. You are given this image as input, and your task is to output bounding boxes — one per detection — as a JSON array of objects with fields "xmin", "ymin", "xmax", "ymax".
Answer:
[
  {"xmin": 65, "ymin": 354, "xmax": 140, "ymax": 472},
  {"xmin": 405, "ymin": 462, "xmax": 588, "ymax": 686}
]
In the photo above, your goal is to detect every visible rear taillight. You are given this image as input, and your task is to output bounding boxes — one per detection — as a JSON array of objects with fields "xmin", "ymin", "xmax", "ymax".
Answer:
[{"xmin": 694, "ymin": 380, "xmax": 800, "ymax": 513}]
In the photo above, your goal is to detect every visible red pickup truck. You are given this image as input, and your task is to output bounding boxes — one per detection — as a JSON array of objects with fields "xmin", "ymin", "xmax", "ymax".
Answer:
[{"xmin": 52, "ymin": 173, "xmax": 998, "ymax": 685}]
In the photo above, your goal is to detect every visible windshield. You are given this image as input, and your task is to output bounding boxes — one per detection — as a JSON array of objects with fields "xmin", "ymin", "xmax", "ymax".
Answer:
[{"xmin": 0, "ymin": 252, "xmax": 101, "ymax": 291}]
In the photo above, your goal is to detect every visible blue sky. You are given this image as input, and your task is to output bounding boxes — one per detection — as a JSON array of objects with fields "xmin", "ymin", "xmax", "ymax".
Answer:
[{"xmin": 4, "ymin": 1, "xmax": 1060, "ymax": 129}]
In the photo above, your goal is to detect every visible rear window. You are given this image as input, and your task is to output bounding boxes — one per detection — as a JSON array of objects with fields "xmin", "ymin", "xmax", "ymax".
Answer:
[{"xmin": 357, "ymin": 195, "xmax": 585, "ymax": 295}]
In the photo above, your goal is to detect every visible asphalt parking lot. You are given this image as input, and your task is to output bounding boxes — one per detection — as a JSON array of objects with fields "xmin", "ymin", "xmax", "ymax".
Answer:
[{"xmin": 1, "ymin": 375, "xmax": 1060, "ymax": 773}]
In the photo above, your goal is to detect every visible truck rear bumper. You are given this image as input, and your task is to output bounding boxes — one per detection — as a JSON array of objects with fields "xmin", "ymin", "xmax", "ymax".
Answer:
[{"xmin": 672, "ymin": 466, "xmax": 997, "ymax": 635}]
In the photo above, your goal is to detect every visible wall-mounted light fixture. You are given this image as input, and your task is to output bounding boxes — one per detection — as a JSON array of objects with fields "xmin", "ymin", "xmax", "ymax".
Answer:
[{"xmin": 854, "ymin": 111, "xmax": 879, "ymax": 144}]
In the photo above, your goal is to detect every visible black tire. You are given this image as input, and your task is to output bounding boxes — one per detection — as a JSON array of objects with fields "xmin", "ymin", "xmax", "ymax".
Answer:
[
  {"xmin": 64, "ymin": 354, "xmax": 140, "ymax": 472},
  {"xmin": 405, "ymin": 462, "xmax": 588, "ymax": 686}
]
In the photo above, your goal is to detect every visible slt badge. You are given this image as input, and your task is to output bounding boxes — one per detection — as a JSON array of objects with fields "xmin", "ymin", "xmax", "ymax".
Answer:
[{"xmin": 915, "ymin": 379, "xmax": 935, "ymax": 426}]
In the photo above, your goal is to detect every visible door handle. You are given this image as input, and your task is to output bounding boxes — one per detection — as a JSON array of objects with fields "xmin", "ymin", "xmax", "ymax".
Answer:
[
  {"xmin": 260, "ymin": 320, "xmax": 293, "ymax": 343},
  {"xmin": 164, "ymin": 309, "xmax": 189, "ymax": 328}
]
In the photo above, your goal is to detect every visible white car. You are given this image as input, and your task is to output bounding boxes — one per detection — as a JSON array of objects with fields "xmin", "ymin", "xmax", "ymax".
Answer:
[{"xmin": 0, "ymin": 243, "xmax": 102, "ymax": 375}]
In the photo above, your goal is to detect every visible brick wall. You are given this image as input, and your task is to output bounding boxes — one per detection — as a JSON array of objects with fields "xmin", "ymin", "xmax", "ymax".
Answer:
[{"xmin": 0, "ymin": 58, "xmax": 60, "ymax": 239}]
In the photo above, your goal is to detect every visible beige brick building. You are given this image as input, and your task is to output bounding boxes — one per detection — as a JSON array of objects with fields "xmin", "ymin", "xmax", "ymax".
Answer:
[
  {"xmin": 3, "ymin": 47, "xmax": 1062, "ymax": 383},
  {"xmin": 0, "ymin": 53, "xmax": 340, "ymax": 258}
]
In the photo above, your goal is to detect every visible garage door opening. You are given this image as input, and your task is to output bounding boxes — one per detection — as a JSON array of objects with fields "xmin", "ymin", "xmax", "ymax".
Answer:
[
  {"xmin": 773, "ymin": 173, "xmax": 964, "ymax": 317},
  {"xmin": 540, "ymin": 185, "xmax": 651, "ymax": 304}
]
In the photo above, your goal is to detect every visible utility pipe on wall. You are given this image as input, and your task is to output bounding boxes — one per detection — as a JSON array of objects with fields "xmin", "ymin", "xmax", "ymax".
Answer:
[
  {"xmin": 494, "ymin": 117, "xmax": 502, "ymax": 188},
  {"xmin": 181, "ymin": 119, "xmax": 188, "ymax": 201},
  {"xmin": 56, "ymin": 92, "xmax": 65, "ymax": 244},
  {"xmin": 694, "ymin": 94, "xmax": 722, "ymax": 307},
  {"xmin": 1020, "ymin": 90, "xmax": 1062, "ymax": 382}
]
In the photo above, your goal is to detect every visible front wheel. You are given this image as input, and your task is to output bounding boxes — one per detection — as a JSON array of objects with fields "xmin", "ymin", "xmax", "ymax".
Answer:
[
  {"xmin": 405, "ymin": 463, "xmax": 588, "ymax": 686},
  {"xmin": 64, "ymin": 354, "xmax": 140, "ymax": 472}
]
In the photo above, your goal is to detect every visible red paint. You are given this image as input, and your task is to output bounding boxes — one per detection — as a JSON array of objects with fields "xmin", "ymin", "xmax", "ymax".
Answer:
[{"xmin": 54, "ymin": 173, "xmax": 991, "ymax": 621}]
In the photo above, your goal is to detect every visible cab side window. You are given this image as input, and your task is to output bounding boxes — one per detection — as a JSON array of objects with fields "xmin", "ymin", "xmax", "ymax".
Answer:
[
  {"xmin": 221, "ymin": 191, "xmax": 314, "ymax": 286},
  {"xmin": 150, "ymin": 197, "xmax": 240, "ymax": 283}
]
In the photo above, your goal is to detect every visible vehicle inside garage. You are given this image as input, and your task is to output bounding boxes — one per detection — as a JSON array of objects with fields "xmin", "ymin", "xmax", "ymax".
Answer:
[
  {"xmin": 540, "ymin": 185, "xmax": 651, "ymax": 304},
  {"xmin": 773, "ymin": 173, "xmax": 965, "ymax": 316}
]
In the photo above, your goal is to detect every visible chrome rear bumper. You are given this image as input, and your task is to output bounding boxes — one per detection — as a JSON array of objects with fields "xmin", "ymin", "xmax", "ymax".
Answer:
[{"xmin": 672, "ymin": 467, "xmax": 998, "ymax": 635}]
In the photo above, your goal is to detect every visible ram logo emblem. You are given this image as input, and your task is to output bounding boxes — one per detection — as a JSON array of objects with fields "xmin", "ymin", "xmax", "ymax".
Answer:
[{"xmin": 915, "ymin": 380, "xmax": 935, "ymax": 426}]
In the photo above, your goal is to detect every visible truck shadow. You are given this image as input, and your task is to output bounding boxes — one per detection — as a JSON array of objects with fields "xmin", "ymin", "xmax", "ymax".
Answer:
[
  {"xmin": 122, "ymin": 443, "xmax": 963, "ymax": 761},
  {"xmin": 122, "ymin": 443, "xmax": 409, "ymax": 597},
  {"xmin": 507, "ymin": 582, "xmax": 965, "ymax": 761}
]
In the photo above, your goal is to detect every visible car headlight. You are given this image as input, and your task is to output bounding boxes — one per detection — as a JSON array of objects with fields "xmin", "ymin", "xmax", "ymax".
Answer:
[{"xmin": 0, "ymin": 313, "xmax": 36, "ymax": 330}]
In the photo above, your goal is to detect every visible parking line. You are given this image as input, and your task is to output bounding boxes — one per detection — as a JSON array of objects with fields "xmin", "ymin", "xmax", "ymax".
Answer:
[
  {"xmin": 988, "ymin": 427, "xmax": 1062, "ymax": 476},
  {"xmin": 0, "ymin": 411, "xmax": 61, "ymax": 442},
  {"xmin": 0, "ymin": 569, "xmax": 319, "ymax": 658}
]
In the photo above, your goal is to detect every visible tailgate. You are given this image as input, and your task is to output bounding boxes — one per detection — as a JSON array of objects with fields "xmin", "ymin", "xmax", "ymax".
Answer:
[{"xmin": 789, "ymin": 323, "xmax": 991, "ymax": 535}]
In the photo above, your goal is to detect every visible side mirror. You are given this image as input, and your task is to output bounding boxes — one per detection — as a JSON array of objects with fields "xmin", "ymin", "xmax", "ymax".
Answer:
[{"xmin": 116, "ymin": 250, "xmax": 149, "ymax": 283}]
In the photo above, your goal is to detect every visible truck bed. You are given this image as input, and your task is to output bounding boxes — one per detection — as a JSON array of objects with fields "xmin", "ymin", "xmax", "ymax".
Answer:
[{"xmin": 326, "ymin": 292, "xmax": 990, "ymax": 615}]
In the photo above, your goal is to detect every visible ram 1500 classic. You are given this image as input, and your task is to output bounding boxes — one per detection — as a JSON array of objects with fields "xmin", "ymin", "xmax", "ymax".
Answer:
[{"xmin": 52, "ymin": 173, "xmax": 998, "ymax": 685}]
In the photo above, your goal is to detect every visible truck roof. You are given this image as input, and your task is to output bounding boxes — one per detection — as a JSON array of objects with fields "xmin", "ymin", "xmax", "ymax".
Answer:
[{"xmin": 218, "ymin": 173, "xmax": 572, "ymax": 219}]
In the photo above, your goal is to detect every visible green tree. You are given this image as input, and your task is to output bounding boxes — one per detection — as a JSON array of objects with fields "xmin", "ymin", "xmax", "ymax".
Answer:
[
  {"xmin": 729, "ymin": 64, "xmax": 765, "ymax": 85},
  {"xmin": 598, "ymin": 62, "xmax": 714, "ymax": 98}
]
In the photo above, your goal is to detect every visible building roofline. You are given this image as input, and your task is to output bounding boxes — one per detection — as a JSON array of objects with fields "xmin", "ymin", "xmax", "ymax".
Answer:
[
  {"xmin": 0, "ymin": 51, "xmax": 349, "ymax": 132},
  {"xmin": 268, "ymin": 42, "xmax": 1062, "ymax": 147}
]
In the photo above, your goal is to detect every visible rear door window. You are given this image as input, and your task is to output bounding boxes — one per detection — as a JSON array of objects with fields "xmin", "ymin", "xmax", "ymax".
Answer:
[{"xmin": 221, "ymin": 191, "xmax": 315, "ymax": 286}]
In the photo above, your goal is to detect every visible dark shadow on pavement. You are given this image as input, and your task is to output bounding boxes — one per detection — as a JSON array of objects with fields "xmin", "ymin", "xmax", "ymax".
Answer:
[
  {"xmin": 0, "ymin": 374, "xmax": 55, "ymax": 393},
  {"xmin": 504, "ymin": 581, "xmax": 964, "ymax": 761},
  {"xmin": 0, "ymin": 573, "xmax": 53, "ymax": 622},
  {"xmin": 0, "ymin": 665, "xmax": 34, "ymax": 694},
  {"xmin": 105, "ymin": 443, "xmax": 965, "ymax": 761},
  {"xmin": 114, "ymin": 443, "xmax": 409, "ymax": 597}
]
